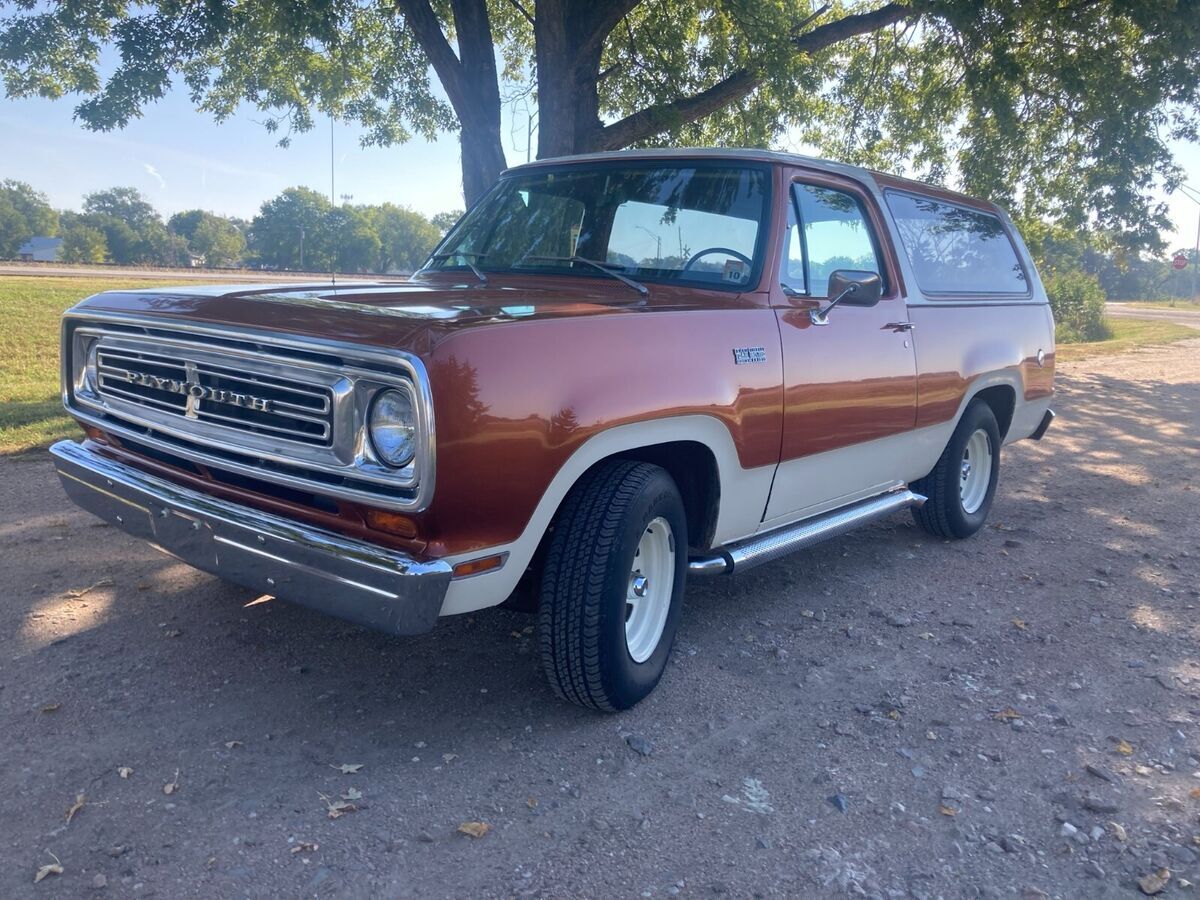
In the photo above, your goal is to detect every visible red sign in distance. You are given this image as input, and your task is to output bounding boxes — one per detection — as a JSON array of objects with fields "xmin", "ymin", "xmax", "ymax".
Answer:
[{"xmin": 1173, "ymin": 253, "xmax": 1189, "ymax": 271}]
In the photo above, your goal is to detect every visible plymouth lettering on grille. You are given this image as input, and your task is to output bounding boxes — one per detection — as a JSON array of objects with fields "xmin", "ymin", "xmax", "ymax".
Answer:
[{"xmin": 123, "ymin": 370, "xmax": 272, "ymax": 413}]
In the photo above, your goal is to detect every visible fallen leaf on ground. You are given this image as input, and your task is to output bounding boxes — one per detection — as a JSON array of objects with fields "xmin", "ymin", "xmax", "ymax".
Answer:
[
  {"xmin": 341, "ymin": 788, "xmax": 362, "ymax": 801},
  {"xmin": 1190, "ymin": 788, "xmax": 1200, "ymax": 800},
  {"xmin": 64, "ymin": 578, "xmax": 113, "ymax": 599},
  {"xmin": 458, "ymin": 821, "xmax": 491, "ymax": 838},
  {"xmin": 1116, "ymin": 739, "xmax": 1135, "ymax": 756},
  {"xmin": 163, "ymin": 629, "xmax": 182, "ymax": 638},
  {"xmin": 887, "ymin": 710, "xmax": 902, "ymax": 721},
  {"xmin": 163, "ymin": 769, "xmax": 180, "ymax": 795},
  {"xmin": 442, "ymin": 753, "xmax": 458, "ymax": 764},
  {"xmin": 937, "ymin": 803, "xmax": 958, "ymax": 817},
  {"xmin": 1110, "ymin": 822, "xmax": 1128, "ymax": 842},
  {"xmin": 65, "ymin": 794, "xmax": 86, "ymax": 824},
  {"xmin": 330, "ymin": 763, "xmax": 363, "ymax": 774},
  {"xmin": 526, "ymin": 797, "xmax": 538, "ymax": 809},
  {"xmin": 1139, "ymin": 867, "xmax": 1171, "ymax": 895},
  {"xmin": 40, "ymin": 703, "xmax": 60, "ymax": 714},
  {"xmin": 318, "ymin": 792, "xmax": 357, "ymax": 819},
  {"xmin": 1012, "ymin": 618, "xmax": 1027, "ymax": 630},
  {"xmin": 34, "ymin": 853, "xmax": 63, "ymax": 883},
  {"xmin": 993, "ymin": 707, "xmax": 1022, "ymax": 722},
  {"xmin": 290, "ymin": 841, "xmax": 318, "ymax": 854},
  {"xmin": 224, "ymin": 741, "xmax": 242, "ymax": 750},
  {"xmin": 117, "ymin": 767, "xmax": 133, "ymax": 779}
]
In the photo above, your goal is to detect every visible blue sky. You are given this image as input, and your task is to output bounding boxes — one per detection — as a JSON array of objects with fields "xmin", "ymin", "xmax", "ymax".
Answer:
[{"xmin": 2, "ymin": 85, "xmax": 1199, "ymax": 253}]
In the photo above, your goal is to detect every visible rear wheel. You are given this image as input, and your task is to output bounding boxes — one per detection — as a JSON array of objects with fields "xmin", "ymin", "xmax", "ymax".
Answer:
[
  {"xmin": 538, "ymin": 460, "xmax": 687, "ymax": 711},
  {"xmin": 911, "ymin": 401, "xmax": 1001, "ymax": 539}
]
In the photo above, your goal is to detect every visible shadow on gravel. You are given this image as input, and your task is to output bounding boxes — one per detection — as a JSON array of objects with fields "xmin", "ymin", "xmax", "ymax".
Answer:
[{"xmin": 2, "ymin": 361, "xmax": 1199, "ymax": 897}]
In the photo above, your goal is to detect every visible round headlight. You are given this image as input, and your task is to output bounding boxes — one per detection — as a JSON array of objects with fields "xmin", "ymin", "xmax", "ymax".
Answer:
[{"xmin": 368, "ymin": 387, "xmax": 417, "ymax": 468}]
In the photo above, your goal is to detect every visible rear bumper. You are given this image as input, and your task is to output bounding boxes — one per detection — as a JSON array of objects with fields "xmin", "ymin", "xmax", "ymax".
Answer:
[
  {"xmin": 1031, "ymin": 408, "xmax": 1056, "ymax": 441},
  {"xmin": 49, "ymin": 440, "xmax": 452, "ymax": 635}
]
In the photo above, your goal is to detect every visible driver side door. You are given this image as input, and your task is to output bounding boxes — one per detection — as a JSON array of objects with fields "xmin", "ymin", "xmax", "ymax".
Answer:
[{"xmin": 763, "ymin": 174, "xmax": 918, "ymax": 525}]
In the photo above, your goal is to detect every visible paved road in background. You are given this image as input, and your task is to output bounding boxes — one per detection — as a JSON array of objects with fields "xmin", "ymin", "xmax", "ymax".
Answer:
[
  {"xmin": 0, "ymin": 263, "xmax": 393, "ymax": 283},
  {"xmin": 1106, "ymin": 301, "xmax": 1200, "ymax": 329},
  {"xmin": 3, "ymin": 336, "xmax": 1200, "ymax": 898}
]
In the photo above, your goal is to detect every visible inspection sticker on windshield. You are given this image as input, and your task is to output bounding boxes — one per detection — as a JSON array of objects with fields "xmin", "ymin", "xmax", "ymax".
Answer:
[
  {"xmin": 723, "ymin": 260, "xmax": 748, "ymax": 283},
  {"xmin": 732, "ymin": 346, "xmax": 767, "ymax": 365}
]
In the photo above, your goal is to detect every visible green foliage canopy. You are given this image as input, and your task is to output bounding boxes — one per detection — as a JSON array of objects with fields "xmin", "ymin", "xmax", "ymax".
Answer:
[
  {"xmin": 0, "ymin": 178, "xmax": 57, "ymax": 257},
  {"xmin": 169, "ymin": 209, "xmax": 247, "ymax": 267},
  {"xmin": 2, "ymin": 0, "xmax": 1197, "ymax": 247}
]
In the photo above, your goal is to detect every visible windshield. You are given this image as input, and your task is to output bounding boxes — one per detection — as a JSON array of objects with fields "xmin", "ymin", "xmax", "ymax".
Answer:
[{"xmin": 422, "ymin": 162, "xmax": 771, "ymax": 291}]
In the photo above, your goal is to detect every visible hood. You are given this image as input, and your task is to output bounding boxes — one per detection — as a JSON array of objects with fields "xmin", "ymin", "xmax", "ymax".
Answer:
[{"xmin": 69, "ymin": 276, "xmax": 689, "ymax": 355}]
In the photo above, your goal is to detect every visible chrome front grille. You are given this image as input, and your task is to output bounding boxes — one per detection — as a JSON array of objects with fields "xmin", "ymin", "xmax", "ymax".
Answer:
[
  {"xmin": 64, "ymin": 314, "xmax": 436, "ymax": 512},
  {"xmin": 95, "ymin": 346, "xmax": 334, "ymax": 447}
]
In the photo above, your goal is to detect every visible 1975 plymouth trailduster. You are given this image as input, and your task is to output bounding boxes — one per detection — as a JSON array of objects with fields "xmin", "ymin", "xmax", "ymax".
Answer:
[{"xmin": 52, "ymin": 149, "xmax": 1055, "ymax": 710}]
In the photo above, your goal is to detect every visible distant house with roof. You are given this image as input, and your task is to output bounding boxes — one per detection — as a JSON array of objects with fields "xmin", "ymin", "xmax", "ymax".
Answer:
[{"xmin": 17, "ymin": 236, "xmax": 64, "ymax": 262}]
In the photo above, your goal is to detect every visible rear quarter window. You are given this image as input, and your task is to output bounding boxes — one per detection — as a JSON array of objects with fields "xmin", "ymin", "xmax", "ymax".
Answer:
[{"xmin": 885, "ymin": 191, "xmax": 1028, "ymax": 296}]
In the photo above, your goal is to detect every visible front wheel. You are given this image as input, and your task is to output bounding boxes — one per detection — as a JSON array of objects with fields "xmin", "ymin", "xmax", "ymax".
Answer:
[
  {"xmin": 911, "ymin": 401, "xmax": 1001, "ymax": 539},
  {"xmin": 538, "ymin": 460, "xmax": 687, "ymax": 711}
]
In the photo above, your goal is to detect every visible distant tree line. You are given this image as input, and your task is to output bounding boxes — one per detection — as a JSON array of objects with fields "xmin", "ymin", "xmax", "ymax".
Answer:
[{"xmin": 0, "ymin": 179, "xmax": 459, "ymax": 273}]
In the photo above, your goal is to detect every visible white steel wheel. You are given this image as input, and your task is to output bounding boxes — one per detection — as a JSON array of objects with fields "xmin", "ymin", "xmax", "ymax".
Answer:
[
  {"xmin": 959, "ymin": 428, "xmax": 993, "ymax": 515},
  {"xmin": 624, "ymin": 516, "xmax": 676, "ymax": 664}
]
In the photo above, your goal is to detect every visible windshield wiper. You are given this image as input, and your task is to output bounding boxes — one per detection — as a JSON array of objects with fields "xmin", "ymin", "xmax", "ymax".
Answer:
[
  {"xmin": 518, "ymin": 255, "xmax": 648, "ymax": 297},
  {"xmin": 425, "ymin": 252, "xmax": 488, "ymax": 287}
]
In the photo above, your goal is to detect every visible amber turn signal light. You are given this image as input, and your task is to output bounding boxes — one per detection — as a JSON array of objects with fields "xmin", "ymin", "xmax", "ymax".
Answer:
[
  {"xmin": 452, "ymin": 554, "xmax": 506, "ymax": 579},
  {"xmin": 364, "ymin": 509, "xmax": 418, "ymax": 539}
]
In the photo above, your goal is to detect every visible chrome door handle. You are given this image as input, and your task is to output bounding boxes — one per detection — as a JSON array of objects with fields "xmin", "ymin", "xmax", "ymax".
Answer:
[{"xmin": 885, "ymin": 321, "xmax": 916, "ymax": 332}]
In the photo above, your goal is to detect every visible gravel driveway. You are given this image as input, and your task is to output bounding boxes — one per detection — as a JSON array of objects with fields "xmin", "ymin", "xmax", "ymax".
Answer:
[{"xmin": 3, "ymin": 337, "xmax": 1199, "ymax": 899}]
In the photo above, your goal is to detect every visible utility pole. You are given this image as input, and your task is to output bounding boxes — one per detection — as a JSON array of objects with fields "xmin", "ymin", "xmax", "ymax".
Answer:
[
  {"xmin": 1177, "ymin": 184, "xmax": 1200, "ymax": 303},
  {"xmin": 634, "ymin": 225, "xmax": 662, "ymax": 263}
]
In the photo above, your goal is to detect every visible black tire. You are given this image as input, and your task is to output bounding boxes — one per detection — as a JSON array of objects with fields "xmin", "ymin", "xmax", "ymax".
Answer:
[
  {"xmin": 538, "ymin": 460, "xmax": 687, "ymax": 711},
  {"xmin": 911, "ymin": 401, "xmax": 1001, "ymax": 539}
]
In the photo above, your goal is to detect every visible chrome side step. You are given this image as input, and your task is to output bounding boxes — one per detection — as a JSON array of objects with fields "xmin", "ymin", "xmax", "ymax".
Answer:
[{"xmin": 687, "ymin": 488, "xmax": 926, "ymax": 576}]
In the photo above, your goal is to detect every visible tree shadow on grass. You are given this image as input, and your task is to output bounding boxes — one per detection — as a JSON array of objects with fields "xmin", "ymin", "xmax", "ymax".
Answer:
[{"xmin": 0, "ymin": 395, "xmax": 74, "ymax": 456}]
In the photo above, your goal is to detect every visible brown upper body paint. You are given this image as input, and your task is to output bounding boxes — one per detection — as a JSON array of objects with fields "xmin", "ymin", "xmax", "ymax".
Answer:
[{"xmin": 65, "ymin": 151, "xmax": 1055, "ymax": 560}]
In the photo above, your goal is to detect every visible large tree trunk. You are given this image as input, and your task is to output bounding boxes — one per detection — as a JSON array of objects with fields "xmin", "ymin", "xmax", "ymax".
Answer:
[
  {"xmin": 395, "ymin": 0, "xmax": 507, "ymax": 205},
  {"xmin": 534, "ymin": 0, "xmax": 639, "ymax": 159},
  {"xmin": 458, "ymin": 114, "xmax": 508, "ymax": 205}
]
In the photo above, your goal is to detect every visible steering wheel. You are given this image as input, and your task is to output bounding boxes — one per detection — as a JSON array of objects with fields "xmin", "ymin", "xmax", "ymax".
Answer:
[{"xmin": 682, "ymin": 247, "xmax": 753, "ymax": 271}]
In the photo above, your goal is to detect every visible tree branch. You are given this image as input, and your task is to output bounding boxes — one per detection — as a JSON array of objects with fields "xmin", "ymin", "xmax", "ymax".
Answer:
[
  {"xmin": 393, "ymin": 0, "xmax": 465, "ymax": 109},
  {"xmin": 577, "ymin": 0, "xmax": 645, "ymax": 60},
  {"xmin": 595, "ymin": 68, "xmax": 759, "ymax": 150},
  {"xmin": 506, "ymin": 0, "xmax": 534, "ymax": 27},
  {"xmin": 792, "ymin": 2, "xmax": 913, "ymax": 54},
  {"xmin": 597, "ymin": 3, "xmax": 918, "ymax": 149}
]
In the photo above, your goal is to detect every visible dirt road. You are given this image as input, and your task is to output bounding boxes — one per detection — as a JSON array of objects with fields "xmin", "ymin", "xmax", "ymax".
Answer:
[{"xmin": 3, "ymin": 338, "xmax": 1199, "ymax": 899}]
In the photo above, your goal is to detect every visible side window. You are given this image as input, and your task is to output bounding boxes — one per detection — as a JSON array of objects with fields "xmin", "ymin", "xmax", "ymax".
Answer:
[
  {"xmin": 886, "ymin": 191, "xmax": 1027, "ymax": 295},
  {"xmin": 790, "ymin": 184, "xmax": 883, "ymax": 297},
  {"xmin": 779, "ymin": 196, "xmax": 806, "ymax": 292}
]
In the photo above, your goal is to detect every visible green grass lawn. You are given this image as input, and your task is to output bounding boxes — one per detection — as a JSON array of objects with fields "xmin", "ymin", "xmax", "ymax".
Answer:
[
  {"xmin": 0, "ymin": 275, "xmax": 180, "ymax": 455},
  {"xmin": 1056, "ymin": 317, "xmax": 1198, "ymax": 362}
]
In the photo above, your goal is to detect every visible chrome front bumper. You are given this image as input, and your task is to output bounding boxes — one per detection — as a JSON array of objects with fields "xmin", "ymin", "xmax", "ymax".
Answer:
[{"xmin": 49, "ymin": 440, "xmax": 452, "ymax": 635}]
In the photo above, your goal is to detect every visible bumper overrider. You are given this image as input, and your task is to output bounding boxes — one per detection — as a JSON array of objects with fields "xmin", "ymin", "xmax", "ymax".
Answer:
[{"xmin": 50, "ymin": 440, "xmax": 452, "ymax": 635}]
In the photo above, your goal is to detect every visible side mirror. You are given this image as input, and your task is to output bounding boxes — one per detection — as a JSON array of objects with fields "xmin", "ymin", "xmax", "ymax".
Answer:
[
  {"xmin": 810, "ymin": 269, "xmax": 883, "ymax": 326},
  {"xmin": 827, "ymin": 269, "xmax": 883, "ymax": 307}
]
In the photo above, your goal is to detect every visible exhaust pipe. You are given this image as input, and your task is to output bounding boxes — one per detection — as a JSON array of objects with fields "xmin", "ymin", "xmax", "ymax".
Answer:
[{"xmin": 688, "ymin": 488, "xmax": 926, "ymax": 576}]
